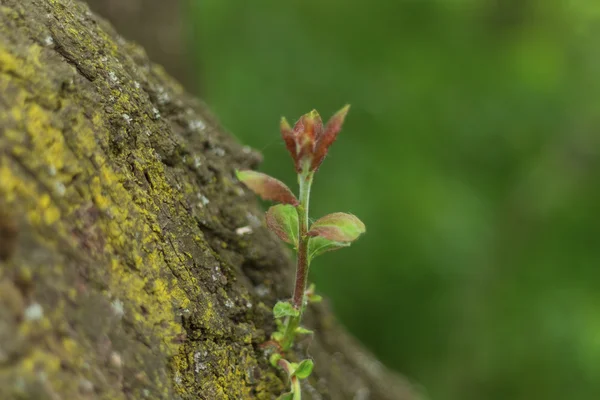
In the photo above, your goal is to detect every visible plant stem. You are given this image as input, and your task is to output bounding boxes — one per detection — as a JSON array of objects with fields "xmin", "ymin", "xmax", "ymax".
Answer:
[
  {"xmin": 293, "ymin": 171, "xmax": 313, "ymax": 310},
  {"xmin": 292, "ymin": 376, "xmax": 302, "ymax": 400},
  {"xmin": 281, "ymin": 171, "xmax": 313, "ymax": 350}
]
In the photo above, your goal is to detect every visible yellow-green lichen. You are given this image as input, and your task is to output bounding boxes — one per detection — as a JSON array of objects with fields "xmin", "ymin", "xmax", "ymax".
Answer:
[{"xmin": 0, "ymin": 0, "xmax": 284, "ymax": 398}]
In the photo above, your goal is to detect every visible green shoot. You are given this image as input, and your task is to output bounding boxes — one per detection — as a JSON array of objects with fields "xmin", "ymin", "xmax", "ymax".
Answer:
[{"xmin": 236, "ymin": 106, "xmax": 365, "ymax": 398}]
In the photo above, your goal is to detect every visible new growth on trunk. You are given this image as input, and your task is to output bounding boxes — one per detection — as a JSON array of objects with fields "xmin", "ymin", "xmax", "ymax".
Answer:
[{"xmin": 236, "ymin": 106, "xmax": 366, "ymax": 399}]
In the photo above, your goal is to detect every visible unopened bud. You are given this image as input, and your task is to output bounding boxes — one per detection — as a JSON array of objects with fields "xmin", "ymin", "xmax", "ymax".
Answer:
[{"xmin": 279, "ymin": 106, "xmax": 350, "ymax": 173}]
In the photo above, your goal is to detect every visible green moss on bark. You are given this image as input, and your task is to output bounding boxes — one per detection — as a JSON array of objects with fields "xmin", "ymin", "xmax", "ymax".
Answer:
[
  {"xmin": 0, "ymin": 1, "xmax": 417, "ymax": 399},
  {"xmin": 0, "ymin": 0, "xmax": 280, "ymax": 398}
]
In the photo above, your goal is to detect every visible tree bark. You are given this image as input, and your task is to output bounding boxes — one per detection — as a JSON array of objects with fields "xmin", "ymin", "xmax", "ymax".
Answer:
[
  {"xmin": 84, "ymin": 0, "xmax": 193, "ymax": 90},
  {"xmin": 0, "ymin": 0, "xmax": 418, "ymax": 399}
]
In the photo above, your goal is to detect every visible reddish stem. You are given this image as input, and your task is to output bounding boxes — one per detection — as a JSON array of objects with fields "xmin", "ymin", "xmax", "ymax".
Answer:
[{"xmin": 281, "ymin": 171, "xmax": 313, "ymax": 350}]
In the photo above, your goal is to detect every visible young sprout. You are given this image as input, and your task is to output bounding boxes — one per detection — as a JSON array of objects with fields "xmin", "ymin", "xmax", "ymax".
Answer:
[{"xmin": 236, "ymin": 105, "xmax": 365, "ymax": 399}]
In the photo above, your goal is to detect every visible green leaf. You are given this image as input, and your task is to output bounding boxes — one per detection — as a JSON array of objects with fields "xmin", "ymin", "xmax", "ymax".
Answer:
[
  {"xmin": 273, "ymin": 301, "xmax": 299, "ymax": 318},
  {"xmin": 271, "ymin": 331, "xmax": 284, "ymax": 342},
  {"xmin": 293, "ymin": 359, "xmax": 314, "ymax": 379},
  {"xmin": 277, "ymin": 392, "xmax": 294, "ymax": 400},
  {"xmin": 295, "ymin": 326, "xmax": 314, "ymax": 335},
  {"xmin": 275, "ymin": 318, "xmax": 284, "ymax": 329},
  {"xmin": 307, "ymin": 212, "xmax": 365, "ymax": 242},
  {"xmin": 308, "ymin": 294, "xmax": 322, "ymax": 303},
  {"xmin": 307, "ymin": 236, "xmax": 350, "ymax": 262},
  {"xmin": 236, "ymin": 170, "xmax": 299, "ymax": 206},
  {"xmin": 266, "ymin": 205, "xmax": 299, "ymax": 246},
  {"xmin": 269, "ymin": 353, "xmax": 282, "ymax": 367}
]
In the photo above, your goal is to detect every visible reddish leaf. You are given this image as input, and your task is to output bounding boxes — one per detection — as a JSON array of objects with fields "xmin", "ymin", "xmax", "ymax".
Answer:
[
  {"xmin": 307, "ymin": 212, "xmax": 365, "ymax": 242},
  {"xmin": 293, "ymin": 110, "xmax": 323, "ymax": 171},
  {"xmin": 293, "ymin": 110, "xmax": 323, "ymax": 143},
  {"xmin": 236, "ymin": 170, "xmax": 299, "ymax": 206},
  {"xmin": 311, "ymin": 105, "xmax": 350, "ymax": 171},
  {"xmin": 280, "ymin": 117, "xmax": 298, "ymax": 169}
]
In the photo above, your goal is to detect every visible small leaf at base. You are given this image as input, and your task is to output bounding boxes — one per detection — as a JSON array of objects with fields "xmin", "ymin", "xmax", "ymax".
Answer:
[
  {"xmin": 296, "ymin": 326, "xmax": 314, "ymax": 335},
  {"xmin": 270, "ymin": 353, "xmax": 282, "ymax": 367},
  {"xmin": 277, "ymin": 393, "xmax": 294, "ymax": 400},
  {"xmin": 275, "ymin": 318, "xmax": 284, "ymax": 329},
  {"xmin": 273, "ymin": 301, "xmax": 299, "ymax": 319},
  {"xmin": 293, "ymin": 359, "xmax": 314, "ymax": 379},
  {"xmin": 308, "ymin": 294, "xmax": 322, "ymax": 303}
]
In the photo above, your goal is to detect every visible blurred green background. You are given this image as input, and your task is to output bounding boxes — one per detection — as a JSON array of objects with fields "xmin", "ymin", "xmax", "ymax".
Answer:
[{"xmin": 185, "ymin": 1, "xmax": 600, "ymax": 399}]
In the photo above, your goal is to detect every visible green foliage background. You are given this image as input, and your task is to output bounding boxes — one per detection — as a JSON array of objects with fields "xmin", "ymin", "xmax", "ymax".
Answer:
[{"xmin": 186, "ymin": 1, "xmax": 600, "ymax": 399}]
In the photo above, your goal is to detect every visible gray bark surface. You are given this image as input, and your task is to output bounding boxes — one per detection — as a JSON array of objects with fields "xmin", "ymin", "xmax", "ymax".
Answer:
[
  {"xmin": 84, "ymin": 0, "xmax": 193, "ymax": 90},
  {"xmin": 0, "ymin": 0, "xmax": 418, "ymax": 399}
]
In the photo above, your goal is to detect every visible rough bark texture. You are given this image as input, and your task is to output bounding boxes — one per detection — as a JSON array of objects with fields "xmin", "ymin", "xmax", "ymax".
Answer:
[
  {"xmin": 84, "ymin": 0, "xmax": 193, "ymax": 90},
  {"xmin": 0, "ymin": 0, "xmax": 418, "ymax": 399}
]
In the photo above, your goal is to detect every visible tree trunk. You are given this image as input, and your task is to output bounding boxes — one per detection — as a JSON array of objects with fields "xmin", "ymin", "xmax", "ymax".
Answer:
[
  {"xmin": 0, "ymin": 0, "xmax": 417, "ymax": 399},
  {"xmin": 84, "ymin": 0, "xmax": 193, "ymax": 91}
]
